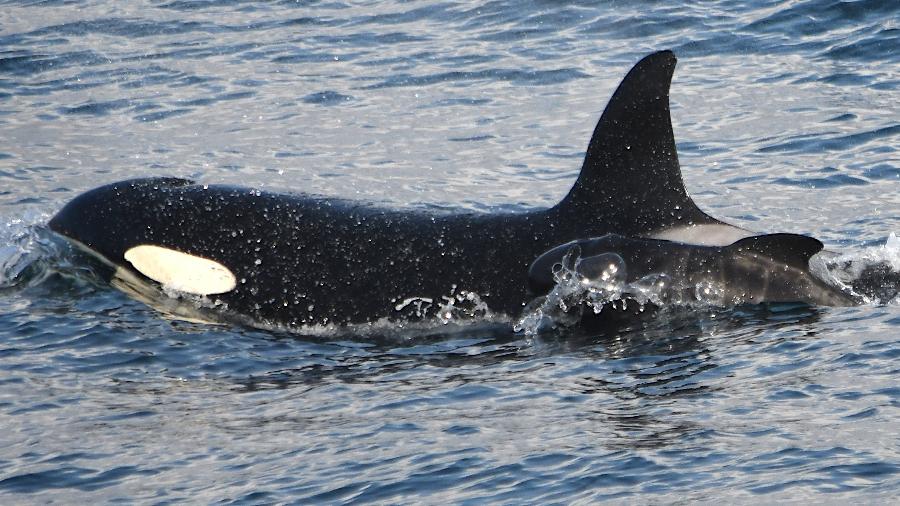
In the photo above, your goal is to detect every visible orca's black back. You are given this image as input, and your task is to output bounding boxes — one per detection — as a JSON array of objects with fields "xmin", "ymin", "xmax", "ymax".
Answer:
[{"xmin": 50, "ymin": 178, "xmax": 578, "ymax": 324}]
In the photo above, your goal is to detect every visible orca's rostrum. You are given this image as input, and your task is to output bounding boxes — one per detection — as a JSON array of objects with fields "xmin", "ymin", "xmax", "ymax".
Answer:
[{"xmin": 48, "ymin": 51, "xmax": 856, "ymax": 328}]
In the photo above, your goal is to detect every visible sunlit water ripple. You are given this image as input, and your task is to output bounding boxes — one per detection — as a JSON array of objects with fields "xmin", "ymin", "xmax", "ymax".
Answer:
[{"xmin": 0, "ymin": 0, "xmax": 898, "ymax": 503}]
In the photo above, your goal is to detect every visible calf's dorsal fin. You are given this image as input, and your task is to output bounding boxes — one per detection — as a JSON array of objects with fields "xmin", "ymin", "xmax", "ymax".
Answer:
[
  {"xmin": 556, "ymin": 50, "xmax": 724, "ymax": 234},
  {"xmin": 727, "ymin": 233, "xmax": 824, "ymax": 269}
]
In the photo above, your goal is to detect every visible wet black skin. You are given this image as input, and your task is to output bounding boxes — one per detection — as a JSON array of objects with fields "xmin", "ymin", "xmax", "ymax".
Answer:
[{"xmin": 50, "ymin": 177, "xmax": 588, "ymax": 325}]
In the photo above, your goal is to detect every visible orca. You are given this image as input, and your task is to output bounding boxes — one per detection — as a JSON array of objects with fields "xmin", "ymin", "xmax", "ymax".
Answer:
[
  {"xmin": 47, "ymin": 50, "xmax": 845, "ymax": 329},
  {"xmin": 528, "ymin": 234, "xmax": 859, "ymax": 309}
]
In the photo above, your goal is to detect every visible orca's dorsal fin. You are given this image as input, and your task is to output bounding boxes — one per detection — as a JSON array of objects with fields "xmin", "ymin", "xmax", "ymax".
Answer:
[
  {"xmin": 727, "ymin": 233, "xmax": 824, "ymax": 269},
  {"xmin": 555, "ymin": 50, "xmax": 722, "ymax": 234}
]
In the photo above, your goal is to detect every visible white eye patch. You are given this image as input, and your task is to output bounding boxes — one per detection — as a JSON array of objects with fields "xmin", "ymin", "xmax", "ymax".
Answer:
[{"xmin": 124, "ymin": 245, "xmax": 236, "ymax": 295}]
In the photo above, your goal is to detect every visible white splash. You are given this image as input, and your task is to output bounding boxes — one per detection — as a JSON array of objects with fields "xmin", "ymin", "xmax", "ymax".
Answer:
[
  {"xmin": 514, "ymin": 247, "xmax": 733, "ymax": 336},
  {"xmin": 515, "ymin": 249, "xmax": 631, "ymax": 336},
  {"xmin": 394, "ymin": 285, "xmax": 492, "ymax": 324},
  {"xmin": 435, "ymin": 288, "xmax": 492, "ymax": 324},
  {"xmin": 817, "ymin": 233, "xmax": 900, "ymax": 305}
]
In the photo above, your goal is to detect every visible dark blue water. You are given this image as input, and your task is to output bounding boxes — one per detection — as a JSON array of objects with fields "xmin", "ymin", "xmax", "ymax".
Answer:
[{"xmin": 1, "ymin": 0, "xmax": 898, "ymax": 503}]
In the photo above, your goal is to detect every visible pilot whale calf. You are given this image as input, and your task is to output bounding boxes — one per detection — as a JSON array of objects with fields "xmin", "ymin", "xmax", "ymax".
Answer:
[{"xmin": 48, "ymin": 50, "xmax": 849, "ymax": 328}]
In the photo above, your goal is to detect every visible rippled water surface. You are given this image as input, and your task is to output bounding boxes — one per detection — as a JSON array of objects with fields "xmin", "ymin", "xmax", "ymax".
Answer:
[{"xmin": 1, "ymin": 0, "xmax": 898, "ymax": 503}]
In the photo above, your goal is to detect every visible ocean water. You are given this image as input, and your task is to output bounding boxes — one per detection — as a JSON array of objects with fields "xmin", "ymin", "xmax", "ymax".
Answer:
[{"xmin": 1, "ymin": 0, "xmax": 899, "ymax": 503}]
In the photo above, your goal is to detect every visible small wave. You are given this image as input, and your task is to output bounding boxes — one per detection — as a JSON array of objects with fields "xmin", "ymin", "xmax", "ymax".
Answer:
[
  {"xmin": 772, "ymin": 174, "xmax": 868, "ymax": 189},
  {"xmin": 134, "ymin": 108, "xmax": 191, "ymax": 122},
  {"xmin": 0, "ymin": 50, "xmax": 108, "ymax": 78},
  {"xmin": 0, "ymin": 213, "xmax": 114, "ymax": 297},
  {"xmin": 0, "ymin": 465, "xmax": 157, "ymax": 494},
  {"xmin": 823, "ymin": 26, "xmax": 900, "ymax": 63},
  {"xmin": 302, "ymin": 91, "xmax": 354, "ymax": 106},
  {"xmin": 862, "ymin": 164, "xmax": 900, "ymax": 181},
  {"xmin": 0, "ymin": 212, "xmax": 57, "ymax": 290},
  {"xmin": 361, "ymin": 67, "xmax": 589, "ymax": 89},
  {"xmin": 743, "ymin": 0, "xmax": 896, "ymax": 40},
  {"xmin": 59, "ymin": 99, "xmax": 132, "ymax": 116},
  {"xmin": 758, "ymin": 124, "xmax": 900, "ymax": 154}
]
